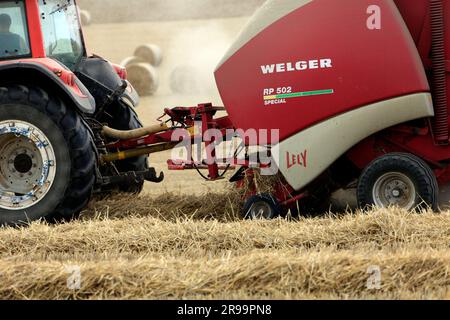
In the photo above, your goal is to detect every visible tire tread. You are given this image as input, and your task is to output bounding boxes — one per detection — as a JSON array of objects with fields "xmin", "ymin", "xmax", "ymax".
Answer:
[
  {"xmin": 357, "ymin": 152, "xmax": 438, "ymax": 211},
  {"xmin": 0, "ymin": 85, "xmax": 96, "ymax": 222}
]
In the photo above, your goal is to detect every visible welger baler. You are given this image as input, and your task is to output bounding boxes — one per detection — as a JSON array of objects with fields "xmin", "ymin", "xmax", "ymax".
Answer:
[
  {"xmin": 103, "ymin": 0, "xmax": 450, "ymax": 218},
  {"xmin": 210, "ymin": 0, "xmax": 450, "ymax": 215}
]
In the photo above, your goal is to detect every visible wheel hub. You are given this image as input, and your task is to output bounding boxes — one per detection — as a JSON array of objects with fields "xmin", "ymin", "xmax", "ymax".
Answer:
[
  {"xmin": 14, "ymin": 153, "xmax": 33, "ymax": 174},
  {"xmin": 0, "ymin": 120, "xmax": 56, "ymax": 210},
  {"xmin": 391, "ymin": 189, "xmax": 401, "ymax": 198},
  {"xmin": 249, "ymin": 201, "xmax": 273, "ymax": 219},
  {"xmin": 373, "ymin": 172, "xmax": 416, "ymax": 210}
]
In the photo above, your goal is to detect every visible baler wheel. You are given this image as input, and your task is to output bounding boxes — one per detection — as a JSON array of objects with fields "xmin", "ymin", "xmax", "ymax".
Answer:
[
  {"xmin": 242, "ymin": 194, "xmax": 282, "ymax": 220},
  {"xmin": 357, "ymin": 153, "xmax": 438, "ymax": 211}
]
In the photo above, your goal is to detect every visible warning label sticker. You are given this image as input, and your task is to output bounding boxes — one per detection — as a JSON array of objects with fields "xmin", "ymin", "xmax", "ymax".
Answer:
[{"xmin": 263, "ymin": 88, "xmax": 334, "ymax": 106}]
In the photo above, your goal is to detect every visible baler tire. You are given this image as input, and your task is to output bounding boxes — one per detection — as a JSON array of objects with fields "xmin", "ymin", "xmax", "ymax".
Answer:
[
  {"xmin": 0, "ymin": 85, "xmax": 96, "ymax": 225},
  {"xmin": 242, "ymin": 194, "xmax": 282, "ymax": 220},
  {"xmin": 357, "ymin": 153, "xmax": 438, "ymax": 211}
]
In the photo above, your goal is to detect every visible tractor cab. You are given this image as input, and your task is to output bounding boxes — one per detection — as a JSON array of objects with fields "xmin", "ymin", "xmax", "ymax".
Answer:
[
  {"xmin": 0, "ymin": 0, "xmax": 127, "ymax": 112},
  {"xmin": 38, "ymin": 0, "xmax": 86, "ymax": 70},
  {"xmin": 0, "ymin": 0, "xmax": 86, "ymax": 70}
]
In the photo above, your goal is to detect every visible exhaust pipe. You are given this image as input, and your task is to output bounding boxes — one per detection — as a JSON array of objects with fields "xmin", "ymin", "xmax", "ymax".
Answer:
[{"xmin": 102, "ymin": 123, "xmax": 169, "ymax": 140}]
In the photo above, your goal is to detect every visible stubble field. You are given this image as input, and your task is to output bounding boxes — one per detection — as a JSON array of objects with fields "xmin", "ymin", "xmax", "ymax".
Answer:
[{"xmin": 0, "ymin": 195, "xmax": 449, "ymax": 299}]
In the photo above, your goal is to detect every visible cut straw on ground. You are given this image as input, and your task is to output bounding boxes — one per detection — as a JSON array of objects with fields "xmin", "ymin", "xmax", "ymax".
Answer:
[{"xmin": 0, "ymin": 193, "xmax": 448, "ymax": 300}]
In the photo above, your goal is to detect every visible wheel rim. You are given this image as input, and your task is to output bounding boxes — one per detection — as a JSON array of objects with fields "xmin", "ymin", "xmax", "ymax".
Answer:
[
  {"xmin": 372, "ymin": 172, "xmax": 416, "ymax": 210},
  {"xmin": 248, "ymin": 201, "xmax": 274, "ymax": 219},
  {"xmin": 0, "ymin": 120, "xmax": 56, "ymax": 211}
]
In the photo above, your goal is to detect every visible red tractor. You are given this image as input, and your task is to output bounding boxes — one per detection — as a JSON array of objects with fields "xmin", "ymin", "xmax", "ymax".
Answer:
[
  {"xmin": 1, "ymin": 0, "xmax": 450, "ymax": 225},
  {"xmin": 0, "ymin": 0, "xmax": 158, "ymax": 225}
]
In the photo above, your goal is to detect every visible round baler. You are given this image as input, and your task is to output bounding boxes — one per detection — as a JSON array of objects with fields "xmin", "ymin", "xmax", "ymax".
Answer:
[{"xmin": 212, "ymin": 0, "xmax": 447, "ymax": 215}]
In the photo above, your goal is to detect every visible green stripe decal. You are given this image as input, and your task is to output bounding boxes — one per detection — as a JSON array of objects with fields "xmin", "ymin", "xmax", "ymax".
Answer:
[{"xmin": 264, "ymin": 89, "xmax": 334, "ymax": 100}]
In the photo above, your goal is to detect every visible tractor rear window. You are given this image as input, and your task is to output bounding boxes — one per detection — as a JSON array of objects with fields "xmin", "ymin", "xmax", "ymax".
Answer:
[
  {"xmin": 39, "ymin": 0, "xmax": 85, "ymax": 70},
  {"xmin": 0, "ymin": 1, "xmax": 31, "ymax": 59}
]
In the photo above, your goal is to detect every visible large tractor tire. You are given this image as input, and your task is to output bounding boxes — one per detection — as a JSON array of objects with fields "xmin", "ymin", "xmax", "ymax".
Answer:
[
  {"xmin": 0, "ymin": 86, "xmax": 96, "ymax": 226},
  {"xmin": 101, "ymin": 101, "xmax": 148, "ymax": 193}
]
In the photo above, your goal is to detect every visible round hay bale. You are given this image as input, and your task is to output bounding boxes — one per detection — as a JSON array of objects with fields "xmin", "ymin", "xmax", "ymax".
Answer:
[
  {"xmin": 120, "ymin": 56, "xmax": 146, "ymax": 68},
  {"xmin": 169, "ymin": 65, "xmax": 202, "ymax": 94},
  {"xmin": 80, "ymin": 10, "xmax": 91, "ymax": 26},
  {"xmin": 134, "ymin": 44, "xmax": 163, "ymax": 67},
  {"xmin": 127, "ymin": 63, "xmax": 159, "ymax": 96}
]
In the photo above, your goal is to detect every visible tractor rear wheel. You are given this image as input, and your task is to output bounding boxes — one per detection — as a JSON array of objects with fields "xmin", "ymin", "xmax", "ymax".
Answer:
[
  {"xmin": 0, "ymin": 86, "xmax": 96, "ymax": 226},
  {"xmin": 357, "ymin": 153, "xmax": 438, "ymax": 211}
]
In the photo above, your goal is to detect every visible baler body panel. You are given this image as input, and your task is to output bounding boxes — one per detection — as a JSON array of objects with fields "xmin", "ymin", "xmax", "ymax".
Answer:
[
  {"xmin": 272, "ymin": 93, "xmax": 434, "ymax": 191},
  {"xmin": 394, "ymin": 0, "xmax": 430, "ymax": 46},
  {"xmin": 215, "ymin": 0, "xmax": 431, "ymax": 143}
]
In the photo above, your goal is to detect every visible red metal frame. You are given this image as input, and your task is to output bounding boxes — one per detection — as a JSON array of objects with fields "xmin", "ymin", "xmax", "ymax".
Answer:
[
  {"xmin": 346, "ymin": 122, "xmax": 450, "ymax": 185},
  {"xmin": 25, "ymin": 0, "xmax": 46, "ymax": 58},
  {"xmin": 104, "ymin": 102, "xmax": 308, "ymax": 209},
  {"xmin": 107, "ymin": 103, "xmax": 238, "ymax": 180}
]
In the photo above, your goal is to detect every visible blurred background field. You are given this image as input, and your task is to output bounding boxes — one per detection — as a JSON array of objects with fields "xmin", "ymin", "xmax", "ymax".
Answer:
[{"xmin": 81, "ymin": 1, "xmax": 255, "ymax": 196}]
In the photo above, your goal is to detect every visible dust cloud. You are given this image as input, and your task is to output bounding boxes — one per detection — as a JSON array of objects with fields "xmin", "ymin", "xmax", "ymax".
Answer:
[
  {"xmin": 81, "ymin": 0, "xmax": 263, "ymax": 100},
  {"xmin": 77, "ymin": 0, "xmax": 264, "ymax": 23},
  {"xmin": 79, "ymin": 0, "xmax": 264, "ymax": 195}
]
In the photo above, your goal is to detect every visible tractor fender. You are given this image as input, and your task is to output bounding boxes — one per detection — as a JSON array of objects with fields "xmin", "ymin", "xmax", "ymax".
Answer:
[
  {"xmin": 121, "ymin": 80, "xmax": 140, "ymax": 108},
  {"xmin": 0, "ymin": 62, "xmax": 96, "ymax": 114}
]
